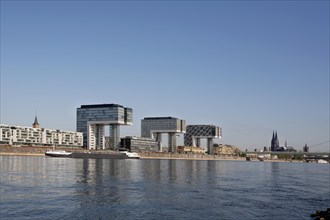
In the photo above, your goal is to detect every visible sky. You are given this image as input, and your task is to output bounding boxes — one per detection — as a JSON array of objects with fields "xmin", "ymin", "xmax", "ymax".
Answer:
[{"xmin": 1, "ymin": 0, "xmax": 329, "ymax": 152}]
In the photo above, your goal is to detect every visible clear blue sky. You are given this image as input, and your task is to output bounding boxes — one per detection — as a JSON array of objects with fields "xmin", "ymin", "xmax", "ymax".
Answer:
[{"xmin": 1, "ymin": 1, "xmax": 329, "ymax": 152}]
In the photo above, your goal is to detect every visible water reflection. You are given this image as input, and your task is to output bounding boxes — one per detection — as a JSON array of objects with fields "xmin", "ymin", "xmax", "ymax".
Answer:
[
  {"xmin": 67, "ymin": 159, "xmax": 224, "ymax": 217},
  {"xmin": 1, "ymin": 156, "xmax": 329, "ymax": 220}
]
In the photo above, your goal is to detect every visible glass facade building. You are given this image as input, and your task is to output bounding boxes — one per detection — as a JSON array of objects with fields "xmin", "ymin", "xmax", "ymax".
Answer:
[
  {"xmin": 120, "ymin": 136, "xmax": 160, "ymax": 152},
  {"xmin": 141, "ymin": 117, "xmax": 186, "ymax": 152},
  {"xmin": 184, "ymin": 125, "xmax": 222, "ymax": 154},
  {"xmin": 76, "ymin": 104, "xmax": 133, "ymax": 149}
]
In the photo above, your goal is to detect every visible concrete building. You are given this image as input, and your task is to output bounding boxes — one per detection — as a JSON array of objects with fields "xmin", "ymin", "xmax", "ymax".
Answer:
[
  {"xmin": 120, "ymin": 136, "xmax": 159, "ymax": 152},
  {"xmin": 76, "ymin": 104, "xmax": 133, "ymax": 149},
  {"xmin": 141, "ymin": 117, "xmax": 186, "ymax": 152},
  {"xmin": 184, "ymin": 125, "xmax": 222, "ymax": 154},
  {"xmin": 0, "ymin": 124, "xmax": 83, "ymax": 147}
]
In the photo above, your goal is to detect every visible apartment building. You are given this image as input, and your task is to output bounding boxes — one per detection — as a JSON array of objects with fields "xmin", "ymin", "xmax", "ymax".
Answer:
[{"xmin": 0, "ymin": 124, "xmax": 83, "ymax": 147}]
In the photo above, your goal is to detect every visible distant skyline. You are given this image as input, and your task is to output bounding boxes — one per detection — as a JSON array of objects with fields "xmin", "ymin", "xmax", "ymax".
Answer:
[{"xmin": 1, "ymin": 1, "xmax": 329, "ymax": 152}]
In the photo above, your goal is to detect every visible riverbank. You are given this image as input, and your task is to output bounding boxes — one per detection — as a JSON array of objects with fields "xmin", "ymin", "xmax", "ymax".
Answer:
[
  {"xmin": 139, "ymin": 153, "xmax": 300, "ymax": 162},
  {"xmin": 139, "ymin": 152, "xmax": 246, "ymax": 161},
  {"xmin": 0, "ymin": 151, "xmax": 245, "ymax": 161},
  {"xmin": 0, "ymin": 145, "xmax": 77, "ymax": 156},
  {"xmin": 0, "ymin": 145, "xmax": 244, "ymax": 161},
  {"xmin": 0, "ymin": 152, "xmax": 44, "ymax": 156},
  {"xmin": 0, "ymin": 145, "xmax": 322, "ymax": 163}
]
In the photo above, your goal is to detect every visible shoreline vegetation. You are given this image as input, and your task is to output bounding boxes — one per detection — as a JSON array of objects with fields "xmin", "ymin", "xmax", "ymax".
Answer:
[{"xmin": 0, "ymin": 145, "xmax": 319, "ymax": 163}]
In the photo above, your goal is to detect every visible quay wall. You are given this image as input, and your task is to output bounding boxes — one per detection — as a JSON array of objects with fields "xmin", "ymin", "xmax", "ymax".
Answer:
[
  {"xmin": 2, "ymin": 145, "xmax": 317, "ymax": 162},
  {"xmin": 139, "ymin": 152, "xmax": 245, "ymax": 160},
  {"xmin": 0, "ymin": 144, "xmax": 244, "ymax": 160},
  {"xmin": 0, "ymin": 145, "xmax": 85, "ymax": 156}
]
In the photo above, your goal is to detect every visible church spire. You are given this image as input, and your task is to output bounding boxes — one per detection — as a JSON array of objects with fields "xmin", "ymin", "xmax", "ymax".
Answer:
[
  {"xmin": 271, "ymin": 130, "xmax": 280, "ymax": 151},
  {"xmin": 275, "ymin": 131, "xmax": 279, "ymax": 148},
  {"xmin": 271, "ymin": 131, "xmax": 275, "ymax": 151},
  {"xmin": 32, "ymin": 115, "xmax": 40, "ymax": 128}
]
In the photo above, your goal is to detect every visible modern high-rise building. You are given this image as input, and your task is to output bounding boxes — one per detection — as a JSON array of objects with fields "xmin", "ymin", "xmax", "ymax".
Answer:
[
  {"xmin": 76, "ymin": 104, "xmax": 133, "ymax": 149},
  {"xmin": 141, "ymin": 117, "xmax": 186, "ymax": 152},
  {"xmin": 184, "ymin": 125, "xmax": 222, "ymax": 154}
]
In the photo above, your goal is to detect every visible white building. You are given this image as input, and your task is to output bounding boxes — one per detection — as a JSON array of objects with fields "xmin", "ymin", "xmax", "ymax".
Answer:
[{"xmin": 0, "ymin": 124, "xmax": 83, "ymax": 147}]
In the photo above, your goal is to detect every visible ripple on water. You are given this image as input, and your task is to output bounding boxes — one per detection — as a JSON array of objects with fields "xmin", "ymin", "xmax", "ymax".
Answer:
[{"xmin": 0, "ymin": 156, "xmax": 329, "ymax": 220}]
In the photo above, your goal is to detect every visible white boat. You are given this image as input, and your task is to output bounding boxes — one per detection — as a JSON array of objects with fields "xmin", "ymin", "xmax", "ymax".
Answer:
[
  {"xmin": 45, "ymin": 150, "xmax": 72, "ymax": 157},
  {"xmin": 317, "ymin": 159, "xmax": 328, "ymax": 164},
  {"xmin": 120, "ymin": 151, "xmax": 140, "ymax": 159}
]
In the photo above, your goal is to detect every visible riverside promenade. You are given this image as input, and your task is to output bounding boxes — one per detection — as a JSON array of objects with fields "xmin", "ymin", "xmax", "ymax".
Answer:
[
  {"xmin": 0, "ymin": 145, "xmax": 245, "ymax": 161},
  {"xmin": 139, "ymin": 152, "xmax": 245, "ymax": 161},
  {"xmin": 2, "ymin": 145, "xmax": 325, "ymax": 162}
]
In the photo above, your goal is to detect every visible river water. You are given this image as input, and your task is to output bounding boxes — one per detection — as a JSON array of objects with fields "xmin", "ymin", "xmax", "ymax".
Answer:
[{"xmin": 0, "ymin": 156, "xmax": 329, "ymax": 219}]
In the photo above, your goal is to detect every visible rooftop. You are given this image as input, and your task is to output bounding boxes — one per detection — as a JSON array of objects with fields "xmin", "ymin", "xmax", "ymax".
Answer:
[
  {"xmin": 79, "ymin": 104, "xmax": 132, "ymax": 109},
  {"xmin": 143, "ymin": 117, "xmax": 178, "ymax": 120}
]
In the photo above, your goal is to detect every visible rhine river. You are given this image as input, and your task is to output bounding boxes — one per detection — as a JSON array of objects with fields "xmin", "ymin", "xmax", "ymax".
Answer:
[{"xmin": 0, "ymin": 156, "xmax": 329, "ymax": 220}]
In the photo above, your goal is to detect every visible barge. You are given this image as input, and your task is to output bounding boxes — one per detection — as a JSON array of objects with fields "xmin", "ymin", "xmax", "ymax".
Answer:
[{"xmin": 45, "ymin": 150, "xmax": 140, "ymax": 159}]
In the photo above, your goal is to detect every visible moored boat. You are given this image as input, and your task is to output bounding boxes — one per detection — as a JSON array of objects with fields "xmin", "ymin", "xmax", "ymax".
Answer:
[
  {"xmin": 120, "ymin": 151, "xmax": 140, "ymax": 159},
  {"xmin": 45, "ymin": 149, "xmax": 140, "ymax": 159},
  {"xmin": 69, "ymin": 151, "xmax": 128, "ymax": 159},
  {"xmin": 45, "ymin": 150, "xmax": 72, "ymax": 157}
]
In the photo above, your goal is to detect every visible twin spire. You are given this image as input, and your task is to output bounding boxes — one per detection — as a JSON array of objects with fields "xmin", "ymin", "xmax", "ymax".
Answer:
[{"xmin": 271, "ymin": 130, "xmax": 280, "ymax": 151}]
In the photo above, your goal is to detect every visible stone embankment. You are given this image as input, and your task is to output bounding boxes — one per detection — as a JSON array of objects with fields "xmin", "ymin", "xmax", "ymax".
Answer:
[
  {"xmin": 2, "ymin": 145, "xmax": 309, "ymax": 162},
  {"xmin": 0, "ymin": 145, "xmax": 83, "ymax": 156},
  {"xmin": 0, "ymin": 145, "xmax": 46, "ymax": 156},
  {"xmin": 0, "ymin": 145, "xmax": 245, "ymax": 161},
  {"xmin": 139, "ymin": 152, "xmax": 245, "ymax": 161}
]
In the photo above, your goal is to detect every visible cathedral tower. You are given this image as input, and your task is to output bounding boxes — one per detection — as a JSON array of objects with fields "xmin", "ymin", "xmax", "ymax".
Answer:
[{"xmin": 271, "ymin": 131, "xmax": 280, "ymax": 151}]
